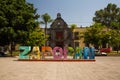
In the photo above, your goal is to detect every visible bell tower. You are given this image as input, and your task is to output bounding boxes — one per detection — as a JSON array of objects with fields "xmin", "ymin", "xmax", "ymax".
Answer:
[{"xmin": 57, "ymin": 13, "xmax": 61, "ymax": 18}]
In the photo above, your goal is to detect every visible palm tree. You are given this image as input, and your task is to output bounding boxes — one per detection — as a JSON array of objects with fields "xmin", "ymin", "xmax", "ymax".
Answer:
[
  {"xmin": 70, "ymin": 24, "xmax": 77, "ymax": 31},
  {"xmin": 40, "ymin": 13, "xmax": 53, "ymax": 46}
]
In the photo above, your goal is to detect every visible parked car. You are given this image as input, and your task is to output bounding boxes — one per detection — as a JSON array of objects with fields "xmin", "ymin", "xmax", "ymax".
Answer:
[
  {"xmin": 95, "ymin": 49, "xmax": 108, "ymax": 56},
  {"xmin": 0, "ymin": 46, "xmax": 8, "ymax": 56},
  {"xmin": 100, "ymin": 48, "xmax": 112, "ymax": 53}
]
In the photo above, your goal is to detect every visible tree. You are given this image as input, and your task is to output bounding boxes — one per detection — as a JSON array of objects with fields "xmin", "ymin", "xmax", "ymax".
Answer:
[
  {"xmin": 110, "ymin": 21, "xmax": 120, "ymax": 30},
  {"xmin": 101, "ymin": 30, "xmax": 111, "ymax": 48},
  {"xmin": 70, "ymin": 24, "xmax": 77, "ymax": 30},
  {"xmin": 108, "ymin": 30, "xmax": 120, "ymax": 53},
  {"xmin": 40, "ymin": 13, "xmax": 53, "ymax": 46},
  {"xmin": 0, "ymin": 0, "xmax": 40, "ymax": 56},
  {"xmin": 84, "ymin": 23, "xmax": 105, "ymax": 48},
  {"xmin": 24, "ymin": 27, "xmax": 47, "ymax": 46},
  {"xmin": 93, "ymin": 3, "xmax": 120, "ymax": 29}
]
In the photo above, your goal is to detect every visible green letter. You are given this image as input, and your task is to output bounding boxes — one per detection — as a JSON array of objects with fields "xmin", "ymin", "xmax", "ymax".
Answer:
[{"xmin": 19, "ymin": 46, "xmax": 31, "ymax": 59}]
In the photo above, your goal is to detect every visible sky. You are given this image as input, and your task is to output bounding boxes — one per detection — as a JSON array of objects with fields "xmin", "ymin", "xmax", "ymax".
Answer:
[{"xmin": 27, "ymin": 0, "xmax": 120, "ymax": 28}]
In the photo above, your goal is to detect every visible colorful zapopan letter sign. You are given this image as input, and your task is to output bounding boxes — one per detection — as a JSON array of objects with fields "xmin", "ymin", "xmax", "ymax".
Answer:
[{"xmin": 19, "ymin": 46, "xmax": 95, "ymax": 60}]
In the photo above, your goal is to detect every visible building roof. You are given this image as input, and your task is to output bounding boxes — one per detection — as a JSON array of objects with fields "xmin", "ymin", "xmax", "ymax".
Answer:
[{"xmin": 50, "ymin": 13, "xmax": 68, "ymax": 29}]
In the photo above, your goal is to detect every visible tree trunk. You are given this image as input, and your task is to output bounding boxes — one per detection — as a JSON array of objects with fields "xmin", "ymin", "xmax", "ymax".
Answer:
[
  {"xmin": 117, "ymin": 45, "xmax": 119, "ymax": 54},
  {"xmin": 10, "ymin": 42, "xmax": 15, "ymax": 56},
  {"xmin": 45, "ymin": 23, "xmax": 47, "ymax": 46},
  {"xmin": 10, "ymin": 42, "xmax": 13, "ymax": 56}
]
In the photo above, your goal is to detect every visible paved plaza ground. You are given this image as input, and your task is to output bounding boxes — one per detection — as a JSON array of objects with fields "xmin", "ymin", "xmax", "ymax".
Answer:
[{"xmin": 0, "ymin": 56, "xmax": 120, "ymax": 80}]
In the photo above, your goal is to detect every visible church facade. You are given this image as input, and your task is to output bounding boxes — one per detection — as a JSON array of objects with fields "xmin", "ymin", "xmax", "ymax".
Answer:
[{"xmin": 46, "ymin": 13, "xmax": 73, "ymax": 48}]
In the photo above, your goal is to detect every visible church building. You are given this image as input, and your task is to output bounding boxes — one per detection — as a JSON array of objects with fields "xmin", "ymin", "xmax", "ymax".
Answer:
[{"xmin": 47, "ymin": 13, "xmax": 73, "ymax": 48}]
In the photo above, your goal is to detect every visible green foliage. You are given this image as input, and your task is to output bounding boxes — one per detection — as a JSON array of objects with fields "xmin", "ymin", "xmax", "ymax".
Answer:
[
  {"xmin": 40, "ymin": 13, "xmax": 53, "ymax": 46},
  {"xmin": 110, "ymin": 21, "xmax": 120, "ymax": 30},
  {"xmin": 101, "ymin": 31, "xmax": 111, "ymax": 46},
  {"xmin": 24, "ymin": 27, "xmax": 47, "ymax": 46},
  {"xmin": 40, "ymin": 13, "xmax": 53, "ymax": 28},
  {"xmin": 70, "ymin": 24, "xmax": 77, "ymax": 30},
  {"xmin": 93, "ymin": 3, "xmax": 120, "ymax": 50},
  {"xmin": 0, "ymin": 0, "xmax": 40, "ymax": 45},
  {"xmin": 84, "ymin": 22, "xmax": 120, "ymax": 50},
  {"xmin": 93, "ymin": 3, "xmax": 120, "ymax": 29},
  {"xmin": 67, "ymin": 47, "xmax": 74, "ymax": 56},
  {"xmin": 40, "ymin": 13, "xmax": 53, "ymax": 24},
  {"xmin": 75, "ymin": 47, "xmax": 81, "ymax": 53},
  {"xmin": 108, "ymin": 30, "xmax": 120, "ymax": 47},
  {"xmin": 0, "ymin": 27, "xmax": 16, "ymax": 45},
  {"xmin": 103, "ymin": 29, "xmax": 120, "ymax": 52},
  {"xmin": 84, "ymin": 23, "xmax": 104, "ymax": 46}
]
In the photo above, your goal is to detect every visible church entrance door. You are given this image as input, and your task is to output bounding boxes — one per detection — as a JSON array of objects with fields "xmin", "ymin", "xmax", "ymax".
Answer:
[{"xmin": 55, "ymin": 31, "xmax": 64, "ymax": 48}]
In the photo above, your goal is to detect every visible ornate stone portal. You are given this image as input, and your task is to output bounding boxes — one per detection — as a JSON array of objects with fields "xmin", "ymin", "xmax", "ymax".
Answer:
[{"xmin": 47, "ymin": 13, "xmax": 73, "ymax": 48}]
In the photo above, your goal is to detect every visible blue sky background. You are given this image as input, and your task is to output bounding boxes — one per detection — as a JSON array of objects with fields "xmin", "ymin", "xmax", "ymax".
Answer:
[{"xmin": 27, "ymin": 0, "xmax": 120, "ymax": 28}]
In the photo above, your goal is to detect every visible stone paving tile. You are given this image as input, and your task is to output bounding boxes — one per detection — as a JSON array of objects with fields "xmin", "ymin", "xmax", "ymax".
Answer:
[{"xmin": 0, "ymin": 57, "xmax": 120, "ymax": 80}]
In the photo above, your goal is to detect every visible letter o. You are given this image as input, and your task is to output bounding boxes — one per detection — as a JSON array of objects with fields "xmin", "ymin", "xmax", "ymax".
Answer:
[{"xmin": 53, "ymin": 47, "xmax": 63, "ymax": 59}]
